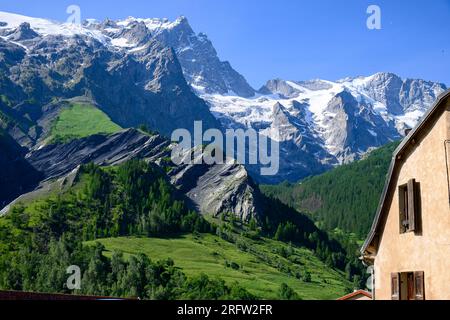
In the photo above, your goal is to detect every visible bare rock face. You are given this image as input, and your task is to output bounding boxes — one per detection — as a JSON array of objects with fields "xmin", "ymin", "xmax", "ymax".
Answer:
[
  {"xmin": 362, "ymin": 72, "xmax": 446, "ymax": 115},
  {"xmin": 188, "ymin": 163, "xmax": 261, "ymax": 222},
  {"xmin": 8, "ymin": 22, "xmax": 39, "ymax": 41},
  {"xmin": 247, "ymin": 101, "xmax": 333, "ymax": 183},
  {"xmin": 170, "ymin": 156, "xmax": 262, "ymax": 222},
  {"xmin": 27, "ymin": 129, "xmax": 170, "ymax": 179},
  {"xmin": 150, "ymin": 16, "xmax": 255, "ymax": 97},
  {"xmin": 114, "ymin": 21, "xmax": 152, "ymax": 45},
  {"xmin": 322, "ymin": 90, "xmax": 398, "ymax": 163},
  {"xmin": 362, "ymin": 72, "xmax": 405, "ymax": 115},
  {"xmin": 259, "ymin": 79, "xmax": 300, "ymax": 99},
  {"xmin": 23, "ymin": 129, "xmax": 263, "ymax": 221}
]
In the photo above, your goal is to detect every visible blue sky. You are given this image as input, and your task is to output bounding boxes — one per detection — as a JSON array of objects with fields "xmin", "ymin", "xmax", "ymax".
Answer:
[{"xmin": 1, "ymin": 0, "xmax": 449, "ymax": 88}]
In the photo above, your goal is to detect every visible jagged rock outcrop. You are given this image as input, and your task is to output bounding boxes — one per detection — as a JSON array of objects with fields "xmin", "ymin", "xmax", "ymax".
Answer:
[
  {"xmin": 27, "ymin": 129, "xmax": 170, "ymax": 179},
  {"xmin": 113, "ymin": 20, "xmax": 152, "ymax": 45},
  {"xmin": 322, "ymin": 90, "xmax": 398, "ymax": 163},
  {"xmin": 8, "ymin": 22, "xmax": 39, "ymax": 41},
  {"xmin": 145, "ymin": 16, "xmax": 255, "ymax": 97},
  {"xmin": 260, "ymin": 79, "xmax": 299, "ymax": 99},
  {"xmin": 21, "ymin": 129, "xmax": 263, "ymax": 221},
  {"xmin": 169, "ymin": 146, "xmax": 262, "ymax": 222}
]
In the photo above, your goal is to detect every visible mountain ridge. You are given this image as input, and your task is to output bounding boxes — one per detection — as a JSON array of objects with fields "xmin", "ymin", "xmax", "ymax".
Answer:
[{"xmin": 0, "ymin": 11, "xmax": 446, "ymax": 185}]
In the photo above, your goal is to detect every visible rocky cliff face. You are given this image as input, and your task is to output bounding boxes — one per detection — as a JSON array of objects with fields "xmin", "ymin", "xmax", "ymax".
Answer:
[
  {"xmin": 360, "ymin": 72, "xmax": 445, "ymax": 114},
  {"xmin": 321, "ymin": 90, "xmax": 399, "ymax": 163},
  {"xmin": 20, "ymin": 129, "xmax": 263, "ymax": 221},
  {"xmin": 170, "ymin": 152, "xmax": 262, "ymax": 222},
  {"xmin": 0, "ymin": 12, "xmax": 220, "ymax": 149},
  {"xmin": 145, "ymin": 16, "xmax": 256, "ymax": 97}
]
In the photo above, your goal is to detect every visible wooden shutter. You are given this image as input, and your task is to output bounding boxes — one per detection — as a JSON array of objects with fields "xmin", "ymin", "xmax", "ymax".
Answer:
[
  {"xmin": 399, "ymin": 185, "xmax": 407, "ymax": 233},
  {"xmin": 391, "ymin": 273, "xmax": 400, "ymax": 300},
  {"xmin": 408, "ymin": 179, "xmax": 416, "ymax": 231},
  {"xmin": 414, "ymin": 271, "xmax": 425, "ymax": 300}
]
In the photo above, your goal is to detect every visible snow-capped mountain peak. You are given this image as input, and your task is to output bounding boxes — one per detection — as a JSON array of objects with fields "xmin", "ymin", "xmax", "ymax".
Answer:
[
  {"xmin": 115, "ymin": 15, "xmax": 189, "ymax": 33},
  {"xmin": 0, "ymin": 11, "xmax": 108, "ymax": 43},
  {"xmin": 202, "ymin": 73, "xmax": 446, "ymax": 182},
  {"xmin": 0, "ymin": 11, "xmax": 255, "ymax": 97},
  {"xmin": 0, "ymin": 11, "xmax": 446, "ymax": 184}
]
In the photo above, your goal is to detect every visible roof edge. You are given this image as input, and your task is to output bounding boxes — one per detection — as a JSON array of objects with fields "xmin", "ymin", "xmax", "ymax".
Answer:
[
  {"xmin": 361, "ymin": 89, "xmax": 450, "ymax": 255},
  {"xmin": 337, "ymin": 289, "xmax": 372, "ymax": 300}
]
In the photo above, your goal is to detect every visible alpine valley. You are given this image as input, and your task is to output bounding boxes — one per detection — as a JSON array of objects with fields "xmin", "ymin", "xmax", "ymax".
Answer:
[{"xmin": 0, "ymin": 11, "xmax": 446, "ymax": 299}]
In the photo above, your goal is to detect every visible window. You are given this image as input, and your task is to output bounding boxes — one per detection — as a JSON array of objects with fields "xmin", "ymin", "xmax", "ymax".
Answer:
[
  {"xmin": 391, "ymin": 273, "xmax": 400, "ymax": 300},
  {"xmin": 398, "ymin": 179, "xmax": 420, "ymax": 233},
  {"xmin": 391, "ymin": 272, "xmax": 425, "ymax": 300},
  {"xmin": 414, "ymin": 271, "xmax": 425, "ymax": 300}
]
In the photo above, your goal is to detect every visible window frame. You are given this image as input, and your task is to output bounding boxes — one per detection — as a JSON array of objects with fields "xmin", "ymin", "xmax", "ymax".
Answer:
[
  {"xmin": 398, "ymin": 183, "xmax": 409, "ymax": 233},
  {"xmin": 391, "ymin": 271, "xmax": 425, "ymax": 300},
  {"xmin": 398, "ymin": 179, "xmax": 420, "ymax": 234}
]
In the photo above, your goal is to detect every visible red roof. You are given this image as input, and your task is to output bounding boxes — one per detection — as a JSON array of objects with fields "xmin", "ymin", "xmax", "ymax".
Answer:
[
  {"xmin": 0, "ymin": 290, "xmax": 129, "ymax": 301},
  {"xmin": 337, "ymin": 290, "xmax": 372, "ymax": 300}
]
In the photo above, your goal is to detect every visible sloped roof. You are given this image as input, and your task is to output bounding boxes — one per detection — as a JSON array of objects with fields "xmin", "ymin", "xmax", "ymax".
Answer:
[
  {"xmin": 361, "ymin": 89, "xmax": 450, "ymax": 256},
  {"xmin": 337, "ymin": 290, "xmax": 372, "ymax": 300}
]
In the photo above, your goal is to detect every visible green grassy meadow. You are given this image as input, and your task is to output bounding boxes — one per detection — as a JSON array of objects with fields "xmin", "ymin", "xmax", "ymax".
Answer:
[
  {"xmin": 90, "ymin": 234, "xmax": 351, "ymax": 300},
  {"xmin": 49, "ymin": 103, "xmax": 122, "ymax": 143}
]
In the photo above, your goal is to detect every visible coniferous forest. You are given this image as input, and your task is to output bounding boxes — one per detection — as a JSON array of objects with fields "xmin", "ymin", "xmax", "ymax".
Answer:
[{"xmin": 261, "ymin": 141, "xmax": 400, "ymax": 238}]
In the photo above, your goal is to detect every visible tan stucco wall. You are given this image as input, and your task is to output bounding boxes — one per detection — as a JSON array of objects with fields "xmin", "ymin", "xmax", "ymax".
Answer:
[{"xmin": 374, "ymin": 108, "xmax": 450, "ymax": 300}]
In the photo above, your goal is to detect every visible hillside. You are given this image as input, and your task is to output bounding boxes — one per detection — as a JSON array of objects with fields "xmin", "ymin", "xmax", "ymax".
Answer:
[
  {"xmin": 261, "ymin": 141, "xmax": 400, "ymax": 238},
  {"xmin": 89, "ymin": 234, "xmax": 350, "ymax": 300},
  {"xmin": 0, "ymin": 128, "xmax": 42, "ymax": 207},
  {"xmin": 0, "ymin": 159, "xmax": 354, "ymax": 299}
]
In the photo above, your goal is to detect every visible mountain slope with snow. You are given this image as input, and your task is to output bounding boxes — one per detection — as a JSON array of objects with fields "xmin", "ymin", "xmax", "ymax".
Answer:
[
  {"xmin": 199, "ymin": 74, "xmax": 446, "ymax": 182},
  {"xmin": 0, "ymin": 11, "xmax": 446, "ymax": 183},
  {"xmin": 0, "ymin": 11, "xmax": 220, "ymax": 144}
]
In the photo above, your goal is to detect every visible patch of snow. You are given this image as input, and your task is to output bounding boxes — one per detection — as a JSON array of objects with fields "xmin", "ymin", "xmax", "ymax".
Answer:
[
  {"xmin": 116, "ymin": 16, "xmax": 185, "ymax": 34},
  {"xmin": 177, "ymin": 46, "xmax": 193, "ymax": 53},
  {"xmin": 0, "ymin": 11, "xmax": 108, "ymax": 44},
  {"xmin": 111, "ymin": 37, "xmax": 135, "ymax": 48},
  {"xmin": 128, "ymin": 44, "xmax": 147, "ymax": 53},
  {"xmin": 396, "ymin": 110, "xmax": 424, "ymax": 129},
  {"xmin": 104, "ymin": 27, "xmax": 120, "ymax": 33}
]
